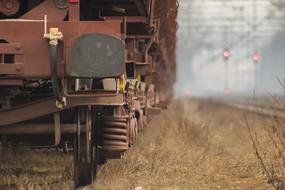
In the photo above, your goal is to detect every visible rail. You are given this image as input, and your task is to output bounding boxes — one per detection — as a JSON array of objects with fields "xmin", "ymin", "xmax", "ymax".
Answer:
[{"xmin": 217, "ymin": 98, "xmax": 285, "ymax": 119}]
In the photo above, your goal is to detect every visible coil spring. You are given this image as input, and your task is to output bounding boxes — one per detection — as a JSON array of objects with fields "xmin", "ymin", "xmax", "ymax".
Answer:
[{"xmin": 101, "ymin": 116, "xmax": 129, "ymax": 151}]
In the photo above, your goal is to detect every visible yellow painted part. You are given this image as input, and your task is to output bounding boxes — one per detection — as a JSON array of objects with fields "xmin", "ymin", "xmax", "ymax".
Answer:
[
  {"xmin": 136, "ymin": 75, "xmax": 141, "ymax": 81},
  {"xmin": 119, "ymin": 77, "xmax": 125, "ymax": 93}
]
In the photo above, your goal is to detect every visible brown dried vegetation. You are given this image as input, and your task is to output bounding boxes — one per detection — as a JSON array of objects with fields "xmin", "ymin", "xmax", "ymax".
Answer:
[
  {"xmin": 245, "ymin": 108, "xmax": 285, "ymax": 189},
  {"xmin": 90, "ymin": 99, "xmax": 276, "ymax": 190},
  {"xmin": 0, "ymin": 99, "xmax": 283, "ymax": 190}
]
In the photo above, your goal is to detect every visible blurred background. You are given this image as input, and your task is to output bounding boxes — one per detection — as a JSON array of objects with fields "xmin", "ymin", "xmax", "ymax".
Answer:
[{"xmin": 175, "ymin": 0, "xmax": 285, "ymax": 97}]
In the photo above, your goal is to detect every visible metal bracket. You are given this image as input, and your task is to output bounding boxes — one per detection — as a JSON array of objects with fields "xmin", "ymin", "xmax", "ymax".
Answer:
[
  {"xmin": 145, "ymin": 30, "xmax": 159, "ymax": 63},
  {"xmin": 44, "ymin": 27, "xmax": 64, "ymax": 46},
  {"xmin": 54, "ymin": 112, "xmax": 61, "ymax": 146}
]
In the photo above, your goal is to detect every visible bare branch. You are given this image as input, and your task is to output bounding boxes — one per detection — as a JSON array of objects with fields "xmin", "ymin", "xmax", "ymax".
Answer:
[{"xmin": 244, "ymin": 115, "xmax": 280, "ymax": 190}]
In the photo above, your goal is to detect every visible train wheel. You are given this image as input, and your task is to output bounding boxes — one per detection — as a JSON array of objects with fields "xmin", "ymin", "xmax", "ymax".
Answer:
[
  {"xmin": 74, "ymin": 106, "xmax": 98, "ymax": 188},
  {"xmin": 129, "ymin": 115, "xmax": 139, "ymax": 146},
  {"xmin": 137, "ymin": 110, "xmax": 144, "ymax": 132},
  {"xmin": 134, "ymin": 117, "xmax": 139, "ymax": 139}
]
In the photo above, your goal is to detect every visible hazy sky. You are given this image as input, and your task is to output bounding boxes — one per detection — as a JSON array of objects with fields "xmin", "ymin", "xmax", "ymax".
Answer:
[{"xmin": 176, "ymin": 0, "xmax": 285, "ymax": 97}]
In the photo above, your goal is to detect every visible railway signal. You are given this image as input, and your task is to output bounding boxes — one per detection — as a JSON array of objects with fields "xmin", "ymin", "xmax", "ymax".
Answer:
[
  {"xmin": 223, "ymin": 48, "xmax": 230, "ymax": 97},
  {"xmin": 183, "ymin": 89, "xmax": 191, "ymax": 97},
  {"xmin": 223, "ymin": 49, "xmax": 230, "ymax": 60},
  {"xmin": 224, "ymin": 87, "xmax": 229, "ymax": 96},
  {"xmin": 252, "ymin": 52, "xmax": 260, "ymax": 63}
]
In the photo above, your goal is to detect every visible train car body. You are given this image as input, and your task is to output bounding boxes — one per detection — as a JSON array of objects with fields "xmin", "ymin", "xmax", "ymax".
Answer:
[{"xmin": 0, "ymin": 0, "xmax": 177, "ymax": 188}]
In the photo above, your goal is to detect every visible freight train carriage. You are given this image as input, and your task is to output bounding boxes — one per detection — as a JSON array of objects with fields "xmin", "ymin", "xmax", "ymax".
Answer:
[{"xmin": 0, "ymin": 0, "xmax": 177, "ymax": 188}]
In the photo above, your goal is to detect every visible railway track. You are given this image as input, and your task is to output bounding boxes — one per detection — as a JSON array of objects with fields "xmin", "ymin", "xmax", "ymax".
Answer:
[{"xmin": 217, "ymin": 98, "xmax": 285, "ymax": 119}]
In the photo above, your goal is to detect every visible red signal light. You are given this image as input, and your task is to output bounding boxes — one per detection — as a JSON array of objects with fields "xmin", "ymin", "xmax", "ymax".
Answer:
[
  {"xmin": 224, "ymin": 87, "xmax": 229, "ymax": 96},
  {"xmin": 223, "ymin": 49, "xmax": 230, "ymax": 59},
  {"xmin": 183, "ymin": 89, "xmax": 191, "ymax": 97},
  {"xmin": 252, "ymin": 52, "xmax": 260, "ymax": 62}
]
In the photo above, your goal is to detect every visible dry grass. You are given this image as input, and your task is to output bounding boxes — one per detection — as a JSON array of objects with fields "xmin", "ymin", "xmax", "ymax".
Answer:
[
  {"xmin": 90, "ymin": 100, "xmax": 209, "ymax": 190},
  {"xmin": 89, "ymin": 99, "xmax": 275, "ymax": 190},
  {"xmin": 0, "ymin": 149, "xmax": 73, "ymax": 190},
  {"xmin": 0, "ymin": 99, "xmax": 282, "ymax": 190},
  {"xmin": 245, "ymin": 113, "xmax": 285, "ymax": 189}
]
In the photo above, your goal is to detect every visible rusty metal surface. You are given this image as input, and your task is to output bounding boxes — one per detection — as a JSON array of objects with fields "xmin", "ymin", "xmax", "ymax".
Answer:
[
  {"xmin": 0, "ymin": 93, "xmax": 124, "ymax": 126},
  {"xmin": 0, "ymin": 0, "xmax": 177, "ymax": 149},
  {"xmin": 21, "ymin": 0, "xmax": 67, "ymax": 20},
  {"xmin": 144, "ymin": 30, "xmax": 159, "ymax": 62},
  {"xmin": 0, "ymin": 79, "xmax": 23, "ymax": 86},
  {"xmin": 129, "ymin": 116, "xmax": 138, "ymax": 146},
  {"xmin": 0, "ymin": 123, "xmax": 77, "ymax": 134},
  {"xmin": 0, "ymin": 20, "xmax": 121, "ymax": 78},
  {"xmin": 0, "ymin": 42, "xmax": 23, "ymax": 54},
  {"xmin": 153, "ymin": 0, "xmax": 177, "ymax": 104},
  {"xmin": 53, "ymin": 112, "xmax": 61, "ymax": 146},
  {"xmin": 105, "ymin": 16, "xmax": 147, "ymax": 23},
  {"xmin": 0, "ymin": 0, "xmax": 20, "ymax": 16},
  {"xmin": 155, "ymin": 0, "xmax": 177, "ymax": 78},
  {"xmin": 134, "ymin": 0, "xmax": 147, "ymax": 16},
  {"xmin": 68, "ymin": 1, "xmax": 79, "ymax": 21},
  {"xmin": 0, "ymin": 1, "xmax": 179, "ymax": 188},
  {"xmin": 102, "ymin": 116, "xmax": 129, "ymax": 151},
  {"xmin": 0, "ymin": 63, "xmax": 24, "ymax": 75}
]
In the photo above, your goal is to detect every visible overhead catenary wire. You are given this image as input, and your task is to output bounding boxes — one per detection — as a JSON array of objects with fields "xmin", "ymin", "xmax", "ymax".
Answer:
[{"xmin": 178, "ymin": 0, "xmax": 285, "ymax": 65}]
